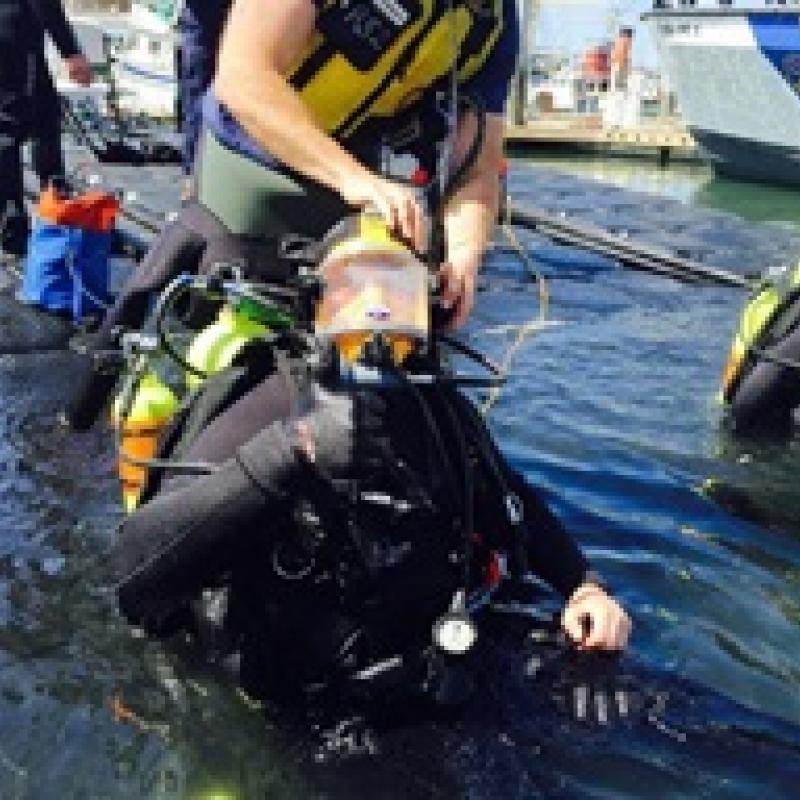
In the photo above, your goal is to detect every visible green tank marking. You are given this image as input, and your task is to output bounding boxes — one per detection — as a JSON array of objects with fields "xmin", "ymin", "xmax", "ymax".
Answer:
[{"xmin": 185, "ymin": 305, "xmax": 271, "ymax": 389}]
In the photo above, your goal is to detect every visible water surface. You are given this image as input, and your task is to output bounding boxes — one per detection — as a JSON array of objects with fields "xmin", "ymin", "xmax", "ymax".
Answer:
[
  {"xmin": 511, "ymin": 152, "xmax": 800, "ymax": 229},
  {"xmin": 1, "ymin": 164, "xmax": 800, "ymax": 798}
]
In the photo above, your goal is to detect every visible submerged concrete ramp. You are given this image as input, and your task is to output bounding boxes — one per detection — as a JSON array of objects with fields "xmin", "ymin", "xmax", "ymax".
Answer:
[{"xmin": 0, "ymin": 266, "xmax": 73, "ymax": 354}]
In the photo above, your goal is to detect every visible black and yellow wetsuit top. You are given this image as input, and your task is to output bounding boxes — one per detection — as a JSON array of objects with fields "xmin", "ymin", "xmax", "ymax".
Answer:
[{"xmin": 203, "ymin": 0, "xmax": 519, "ymax": 169}]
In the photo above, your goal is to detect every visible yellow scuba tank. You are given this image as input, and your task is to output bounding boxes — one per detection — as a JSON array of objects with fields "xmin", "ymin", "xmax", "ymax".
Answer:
[
  {"xmin": 185, "ymin": 300, "xmax": 271, "ymax": 390},
  {"xmin": 112, "ymin": 373, "xmax": 179, "ymax": 513}
]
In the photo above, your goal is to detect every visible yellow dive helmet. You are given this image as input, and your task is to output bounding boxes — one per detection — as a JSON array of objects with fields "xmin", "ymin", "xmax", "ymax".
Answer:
[{"xmin": 314, "ymin": 213, "xmax": 430, "ymax": 366}]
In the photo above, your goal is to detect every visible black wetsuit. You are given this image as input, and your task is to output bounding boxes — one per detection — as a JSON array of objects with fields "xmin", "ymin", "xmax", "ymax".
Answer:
[
  {"xmin": 0, "ymin": 0, "xmax": 80, "ymax": 254},
  {"xmin": 111, "ymin": 365, "xmax": 589, "ymax": 689}
]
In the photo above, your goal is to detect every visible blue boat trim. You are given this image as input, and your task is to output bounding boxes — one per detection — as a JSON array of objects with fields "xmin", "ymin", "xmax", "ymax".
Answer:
[
  {"xmin": 748, "ymin": 12, "xmax": 800, "ymax": 96},
  {"xmin": 118, "ymin": 61, "xmax": 176, "ymax": 86}
]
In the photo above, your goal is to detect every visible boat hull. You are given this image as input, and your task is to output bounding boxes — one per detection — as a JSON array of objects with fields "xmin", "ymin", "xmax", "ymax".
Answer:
[
  {"xmin": 647, "ymin": 9, "xmax": 800, "ymax": 185},
  {"xmin": 691, "ymin": 127, "xmax": 800, "ymax": 185}
]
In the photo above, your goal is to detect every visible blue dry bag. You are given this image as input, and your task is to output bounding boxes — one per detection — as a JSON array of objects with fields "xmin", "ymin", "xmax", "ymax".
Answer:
[{"xmin": 19, "ymin": 221, "xmax": 113, "ymax": 320}]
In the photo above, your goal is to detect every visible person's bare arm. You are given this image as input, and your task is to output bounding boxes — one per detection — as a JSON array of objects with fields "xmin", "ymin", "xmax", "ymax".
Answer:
[
  {"xmin": 215, "ymin": 0, "xmax": 426, "ymax": 248},
  {"xmin": 439, "ymin": 113, "xmax": 505, "ymax": 328}
]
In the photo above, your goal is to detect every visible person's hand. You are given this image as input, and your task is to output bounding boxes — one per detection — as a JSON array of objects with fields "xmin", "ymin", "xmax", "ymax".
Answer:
[
  {"xmin": 438, "ymin": 251, "xmax": 480, "ymax": 330},
  {"xmin": 562, "ymin": 582, "xmax": 631, "ymax": 651},
  {"xmin": 340, "ymin": 172, "xmax": 427, "ymax": 253},
  {"xmin": 65, "ymin": 55, "xmax": 92, "ymax": 87},
  {"xmin": 181, "ymin": 176, "xmax": 195, "ymax": 204}
]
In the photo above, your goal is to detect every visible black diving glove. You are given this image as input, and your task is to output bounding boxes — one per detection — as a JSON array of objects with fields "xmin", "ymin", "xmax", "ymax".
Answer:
[{"xmin": 525, "ymin": 624, "xmax": 635, "ymax": 727}]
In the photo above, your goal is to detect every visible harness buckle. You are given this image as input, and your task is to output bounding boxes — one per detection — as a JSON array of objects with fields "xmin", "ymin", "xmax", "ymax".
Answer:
[{"xmin": 505, "ymin": 492, "xmax": 524, "ymax": 526}]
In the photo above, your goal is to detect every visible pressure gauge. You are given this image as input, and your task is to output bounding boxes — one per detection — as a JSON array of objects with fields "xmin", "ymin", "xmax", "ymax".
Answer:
[{"xmin": 432, "ymin": 611, "xmax": 478, "ymax": 655}]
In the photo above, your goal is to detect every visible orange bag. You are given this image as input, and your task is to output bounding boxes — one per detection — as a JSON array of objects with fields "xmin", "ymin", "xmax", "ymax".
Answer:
[{"xmin": 37, "ymin": 186, "xmax": 120, "ymax": 233}]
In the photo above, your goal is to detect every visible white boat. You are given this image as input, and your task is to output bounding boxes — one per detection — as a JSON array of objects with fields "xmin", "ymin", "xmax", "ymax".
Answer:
[
  {"xmin": 49, "ymin": 0, "xmax": 177, "ymax": 119},
  {"xmin": 644, "ymin": 0, "xmax": 800, "ymax": 185},
  {"xmin": 111, "ymin": 2, "xmax": 177, "ymax": 119}
]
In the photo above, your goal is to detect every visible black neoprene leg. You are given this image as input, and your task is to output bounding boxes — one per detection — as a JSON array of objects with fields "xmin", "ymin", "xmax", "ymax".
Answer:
[
  {"xmin": 113, "ymin": 420, "xmax": 297, "ymax": 627},
  {"xmin": 113, "ymin": 384, "xmax": 354, "ymax": 628},
  {"xmin": 176, "ymin": 370, "xmax": 297, "ymax": 465}
]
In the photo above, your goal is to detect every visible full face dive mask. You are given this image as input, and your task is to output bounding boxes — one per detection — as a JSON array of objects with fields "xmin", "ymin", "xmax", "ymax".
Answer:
[{"xmin": 314, "ymin": 213, "xmax": 430, "ymax": 366}]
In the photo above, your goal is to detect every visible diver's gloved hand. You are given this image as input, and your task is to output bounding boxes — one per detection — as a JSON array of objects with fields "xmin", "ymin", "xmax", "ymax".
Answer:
[
  {"xmin": 562, "ymin": 582, "xmax": 631, "ymax": 652},
  {"xmin": 525, "ymin": 626, "xmax": 636, "ymax": 727}
]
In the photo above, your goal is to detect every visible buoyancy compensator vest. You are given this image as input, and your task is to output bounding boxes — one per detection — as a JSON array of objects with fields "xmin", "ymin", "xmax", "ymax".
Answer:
[
  {"xmin": 235, "ymin": 380, "xmax": 480, "ymax": 696},
  {"xmin": 293, "ymin": 0, "xmax": 503, "ymax": 141}
]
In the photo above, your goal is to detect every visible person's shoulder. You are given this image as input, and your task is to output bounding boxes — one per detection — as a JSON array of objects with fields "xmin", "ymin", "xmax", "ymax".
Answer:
[
  {"xmin": 498, "ymin": 0, "xmax": 520, "ymax": 49},
  {"xmin": 461, "ymin": 0, "xmax": 519, "ymax": 111}
]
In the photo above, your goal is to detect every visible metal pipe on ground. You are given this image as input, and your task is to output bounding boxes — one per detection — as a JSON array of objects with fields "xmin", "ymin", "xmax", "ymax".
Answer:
[
  {"xmin": 25, "ymin": 170, "xmax": 754, "ymax": 290},
  {"xmin": 507, "ymin": 205, "xmax": 754, "ymax": 290}
]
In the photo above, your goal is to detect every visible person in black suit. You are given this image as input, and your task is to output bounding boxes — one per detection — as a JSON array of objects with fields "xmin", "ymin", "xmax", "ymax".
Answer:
[
  {"xmin": 0, "ymin": 0, "xmax": 91, "ymax": 256},
  {"xmin": 176, "ymin": 0, "xmax": 230, "ymax": 195}
]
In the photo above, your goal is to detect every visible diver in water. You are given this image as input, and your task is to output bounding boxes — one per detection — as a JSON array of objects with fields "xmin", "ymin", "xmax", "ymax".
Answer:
[
  {"xmin": 72, "ymin": 0, "xmax": 629, "ymax": 697},
  {"xmin": 109, "ymin": 213, "xmax": 631, "ymax": 701}
]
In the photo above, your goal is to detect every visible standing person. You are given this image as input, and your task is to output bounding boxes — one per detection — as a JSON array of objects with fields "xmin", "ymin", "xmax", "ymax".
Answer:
[
  {"xmin": 0, "ymin": 0, "xmax": 91, "ymax": 257},
  {"xmin": 203, "ymin": 0, "xmax": 520, "ymax": 329},
  {"xmin": 65, "ymin": 0, "xmax": 523, "ymax": 420},
  {"xmin": 176, "ymin": 0, "xmax": 230, "ymax": 183}
]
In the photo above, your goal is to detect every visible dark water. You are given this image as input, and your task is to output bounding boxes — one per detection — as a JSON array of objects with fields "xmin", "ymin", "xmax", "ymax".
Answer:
[
  {"xmin": 512, "ymin": 152, "xmax": 800, "ymax": 229},
  {"xmin": 3, "ymin": 168, "xmax": 800, "ymax": 798}
]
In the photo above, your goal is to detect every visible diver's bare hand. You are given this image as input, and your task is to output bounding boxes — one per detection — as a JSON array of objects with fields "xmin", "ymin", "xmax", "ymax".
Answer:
[
  {"xmin": 340, "ymin": 173, "xmax": 427, "ymax": 252},
  {"xmin": 439, "ymin": 253, "xmax": 480, "ymax": 329},
  {"xmin": 562, "ymin": 583, "xmax": 631, "ymax": 651},
  {"xmin": 66, "ymin": 54, "xmax": 93, "ymax": 87}
]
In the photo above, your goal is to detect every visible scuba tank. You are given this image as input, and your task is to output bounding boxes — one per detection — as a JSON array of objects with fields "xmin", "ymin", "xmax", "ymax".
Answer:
[
  {"xmin": 110, "ymin": 301, "xmax": 272, "ymax": 512},
  {"xmin": 185, "ymin": 299, "xmax": 273, "ymax": 390},
  {"xmin": 110, "ymin": 279, "xmax": 289, "ymax": 514},
  {"xmin": 112, "ymin": 373, "xmax": 179, "ymax": 513}
]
